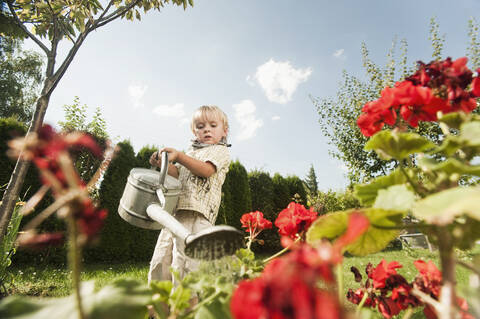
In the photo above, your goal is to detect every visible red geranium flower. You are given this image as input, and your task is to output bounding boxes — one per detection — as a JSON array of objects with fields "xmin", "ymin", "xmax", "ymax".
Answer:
[
  {"xmin": 231, "ymin": 244, "xmax": 344, "ymax": 319},
  {"xmin": 472, "ymin": 74, "xmax": 480, "ymax": 97},
  {"xmin": 240, "ymin": 211, "xmax": 273, "ymax": 249},
  {"xmin": 274, "ymin": 202, "xmax": 318, "ymax": 240},
  {"xmin": 240, "ymin": 211, "xmax": 272, "ymax": 233},
  {"xmin": 370, "ymin": 259, "xmax": 402, "ymax": 289},
  {"xmin": 357, "ymin": 57, "xmax": 479, "ymax": 137}
]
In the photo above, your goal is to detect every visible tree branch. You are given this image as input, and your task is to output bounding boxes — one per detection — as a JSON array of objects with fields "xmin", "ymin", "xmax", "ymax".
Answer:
[
  {"xmin": 7, "ymin": 1, "xmax": 51, "ymax": 55},
  {"xmin": 90, "ymin": 0, "xmax": 115, "ymax": 29},
  {"xmin": 47, "ymin": 29, "xmax": 90, "ymax": 96},
  {"xmin": 93, "ymin": 0, "xmax": 143, "ymax": 29},
  {"xmin": 46, "ymin": 0, "xmax": 75, "ymax": 45}
]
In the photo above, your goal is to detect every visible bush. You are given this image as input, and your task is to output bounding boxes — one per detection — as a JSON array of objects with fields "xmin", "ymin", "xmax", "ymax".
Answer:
[
  {"xmin": 308, "ymin": 188, "xmax": 360, "ymax": 215},
  {"xmin": 217, "ymin": 160, "xmax": 251, "ymax": 229},
  {"xmin": 84, "ymin": 141, "xmax": 157, "ymax": 263},
  {"xmin": 248, "ymin": 170, "xmax": 280, "ymax": 253}
]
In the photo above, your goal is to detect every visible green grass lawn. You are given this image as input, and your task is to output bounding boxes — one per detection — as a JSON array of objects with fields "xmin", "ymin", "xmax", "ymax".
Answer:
[{"xmin": 5, "ymin": 247, "xmax": 479, "ymax": 318}]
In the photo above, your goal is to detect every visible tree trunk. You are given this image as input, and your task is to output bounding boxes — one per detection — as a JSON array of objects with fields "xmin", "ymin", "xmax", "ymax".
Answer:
[{"xmin": 0, "ymin": 93, "xmax": 51, "ymax": 242}]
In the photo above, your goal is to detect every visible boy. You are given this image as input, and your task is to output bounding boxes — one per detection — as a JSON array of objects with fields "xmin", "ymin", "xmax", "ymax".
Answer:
[{"xmin": 148, "ymin": 105, "xmax": 231, "ymax": 284}]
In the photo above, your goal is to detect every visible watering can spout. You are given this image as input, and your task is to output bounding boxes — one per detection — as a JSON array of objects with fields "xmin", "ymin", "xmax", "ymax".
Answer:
[{"xmin": 146, "ymin": 203, "xmax": 190, "ymax": 240}]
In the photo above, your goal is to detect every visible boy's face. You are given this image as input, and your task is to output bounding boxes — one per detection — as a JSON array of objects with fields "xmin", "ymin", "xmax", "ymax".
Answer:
[{"xmin": 193, "ymin": 117, "xmax": 227, "ymax": 144}]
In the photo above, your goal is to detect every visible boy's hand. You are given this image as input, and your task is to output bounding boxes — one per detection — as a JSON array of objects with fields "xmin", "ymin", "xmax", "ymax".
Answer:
[
  {"xmin": 149, "ymin": 148, "xmax": 181, "ymax": 167},
  {"xmin": 160, "ymin": 147, "xmax": 180, "ymax": 162},
  {"xmin": 149, "ymin": 151, "xmax": 162, "ymax": 167}
]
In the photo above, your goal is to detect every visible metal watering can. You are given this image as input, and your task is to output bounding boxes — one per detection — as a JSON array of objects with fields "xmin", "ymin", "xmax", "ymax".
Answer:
[{"xmin": 118, "ymin": 152, "xmax": 244, "ymax": 260}]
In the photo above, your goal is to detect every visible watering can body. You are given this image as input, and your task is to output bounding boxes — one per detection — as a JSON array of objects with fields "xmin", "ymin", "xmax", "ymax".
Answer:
[{"xmin": 118, "ymin": 162, "xmax": 181, "ymax": 230}]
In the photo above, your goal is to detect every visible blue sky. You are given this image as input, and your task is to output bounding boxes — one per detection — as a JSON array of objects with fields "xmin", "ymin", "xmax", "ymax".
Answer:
[{"xmin": 26, "ymin": 0, "xmax": 480, "ymax": 190}]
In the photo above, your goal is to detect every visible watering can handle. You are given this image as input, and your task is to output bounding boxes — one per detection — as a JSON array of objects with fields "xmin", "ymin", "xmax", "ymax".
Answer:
[{"xmin": 158, "ymin": 151, "xmax": 168, "ymax": 188}]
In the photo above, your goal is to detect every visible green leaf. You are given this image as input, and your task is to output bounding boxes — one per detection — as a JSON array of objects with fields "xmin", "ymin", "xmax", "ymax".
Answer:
[
  {"xmin": 150, "ymin": 281, "xmax": 173, "ymax": 301},
  {"xmin": 418, "ymin": 157, "xmax": 480, "ymax": 177},
  {"xmin": 194, "ymin": 299, "xmax": 232, "ymax": 319},
  {"xmin": 438, "ymin": 112, "xmax": 466, "ymax": 130},
  {"xmin": 412, "ymin": 187, "xmax": 480, "ymax": 224},
  {"xmin": 169, "ymin": 286, "xmax": 191, "ymax": 312},
  {"xmin": 306, "ymin": 208, "xmax": 404, "ymax": 256},
  {"xmin": 365, "ymin": 130, "xmax": 435, "ymax": 160},
  {"xmin": 373, "ymin": 184, "xmax": 416, "ymax": 212},
  {"xmin": 433, "ymin": 135, "xmax": 462, "ymax": 156},
  {"xmin": 235, "ymin": 248, "xmax": 254, "ymax": 263},
  {"xmin": 306, "ymin": 210, "xmax": 349, "ymax": 243},
  {"xmin": 460, "ymin": 121, "xmax": 480, "ymax": 146},
  {"xmin": 0, "ymin": 280, "xmax": 151, "ymax": 319},
  {"xmin": 346, "ymin": 208, "xmax": 404, "ymax": 256},
  {"xmin": 353, "ymin": 169, "xmax": 406, "ymax": 206}
]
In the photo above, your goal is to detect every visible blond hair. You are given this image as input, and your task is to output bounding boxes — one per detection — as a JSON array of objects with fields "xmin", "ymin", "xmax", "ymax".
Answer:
[{"xmin": 191, "ymin": 105, "xmax": 229, "ymax": 135}]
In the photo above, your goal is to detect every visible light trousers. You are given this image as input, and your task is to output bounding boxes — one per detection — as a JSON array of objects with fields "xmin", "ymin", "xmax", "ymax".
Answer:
[{"xmin": 148, "ymin": 210, "xmax": 212, "ymax": 285}]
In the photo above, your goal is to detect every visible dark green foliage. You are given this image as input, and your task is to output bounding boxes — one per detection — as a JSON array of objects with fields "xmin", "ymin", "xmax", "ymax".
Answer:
[
  {"xmin": 285, "ymin": 175, "xmax": 307, "ymax": 205},
  {"xmin": 217, "ymin": 161, "xmax": 251, "ymax": 229},
  {"xmin": 271, "ymin": 173, "xmax": 290, "ymax": 213},
  {"xmin": 248, "ymin": 170, "xmax": 279, "ymax": 252},
  {"xmin": 0, "ymin": 38, "xmax": 43, "ymax": 122},
  {"xmin": 248, "ymin": 170, "xmax": 275, "ymax": 220},
  {"xmin": 304, "ymin": 164, "xmax": 318, "ymax": 194},
  {"xmin": 216, "ymin": 170, "xmax": 232, "ymax": 226},
  {"xmin": 0, "ymin": 118, "xmax": 27, "ymax": 194},
  {"xmin": 135, "ymin": 145, "xmax": 158, "ymax": 168},
  {"xmin": 85, "ymin": 141, "xmax": 157, "ymax": 263}
]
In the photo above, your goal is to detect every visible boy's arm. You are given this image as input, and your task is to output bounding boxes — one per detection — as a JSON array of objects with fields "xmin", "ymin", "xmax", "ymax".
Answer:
[
  {"xmin": 167, "ymin": 163, "xmax": 179, "ymax": 178},
  {"xmin": 156, "ymin": 147, "xmax": 216, "ymax": 178},
  {"xmin": 175, "ymin": 152, "xmax": 216, "ymax": 178}
]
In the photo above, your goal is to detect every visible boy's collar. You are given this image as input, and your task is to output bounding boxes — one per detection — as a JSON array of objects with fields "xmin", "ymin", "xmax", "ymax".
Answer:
[{"xmin": 191, "ymin": 139, "xmax": 231, "ymax": 149}]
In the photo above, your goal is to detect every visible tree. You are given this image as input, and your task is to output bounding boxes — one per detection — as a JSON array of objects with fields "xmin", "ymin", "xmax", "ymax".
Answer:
[
  {"xmin": 0, "ymin": 38, "xmax": 43, "ymax": 122},
  {"xmin": 0, "ymin": 0, "xmax": 193, "ymax": 243},
  {"xmin": 285, "ymin": 175, "xmax": 307, "ymax": 205},
  {"xmin": 218, "ymin": 160, "xmax": 251, "ymax": 230},
  {"xmin": 304, "ymin": 164, "xmax": 318, "ymax": 194},
  {"xmin": 312, "ymin": 17, "xmax": 480, "ymax": 184},
  {"xmin": 136, "ymin": 145, "xmax": 158, "ymax": 168},
  {"xmin": 58, "ymin": 97, "xmax": 109, "ymax": 184},
  {"xmin": 248, "ymin": 170, "xmax": 278, "ymax": 252},
  {"xmin": 271, "ymin": 173, "xmax": 290, "ymax": 213}
]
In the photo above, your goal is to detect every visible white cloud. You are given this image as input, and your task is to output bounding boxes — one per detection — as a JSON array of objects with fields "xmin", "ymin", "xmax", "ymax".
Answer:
[
  {"xmin": 272, "ymin": 115, "xmax": 280, "ymax": 121},
  {"xmin": 252, "ymin": 59, "xmax": 312, "ymax": 104},
  {"xmin": 153, "ymin": 103, "xmax": 186, "ymax": 118},
  {"xmin": 333, "ymin": 49, "xmax": 346, "ymax": 59},
  {"xmin": 233, "ymin": 100, "xmax": 263, "ymax": 141},
  {"xmin": 128, "ymin": 84, "xmax": 148, "ymax": 109}
]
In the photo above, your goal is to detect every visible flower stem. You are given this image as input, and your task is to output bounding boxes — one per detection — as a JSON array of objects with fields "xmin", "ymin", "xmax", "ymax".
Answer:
[
  {"xmin": 67, "ymin": 213, "xmax": 85, "ymax": 319},
  {"xmin": 262, "ymin": 237, "xmax": 301, "ymax": 264},
  {"xmin": 355, "ymin": 291, "xmax": 368, "ymax": 316},
  {"xmin": 336, "ymin": 264, "xmax": 344, "ymax": 304},
  {"xmin": 187, "ymin": 290, "xmax": 221, "ymax": 315}
]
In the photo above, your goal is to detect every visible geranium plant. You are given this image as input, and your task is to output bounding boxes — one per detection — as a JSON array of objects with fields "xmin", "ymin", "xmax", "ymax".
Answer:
[{"xmin": 305, "ymin": 56, "xmax": 480, "ymax": 319}]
